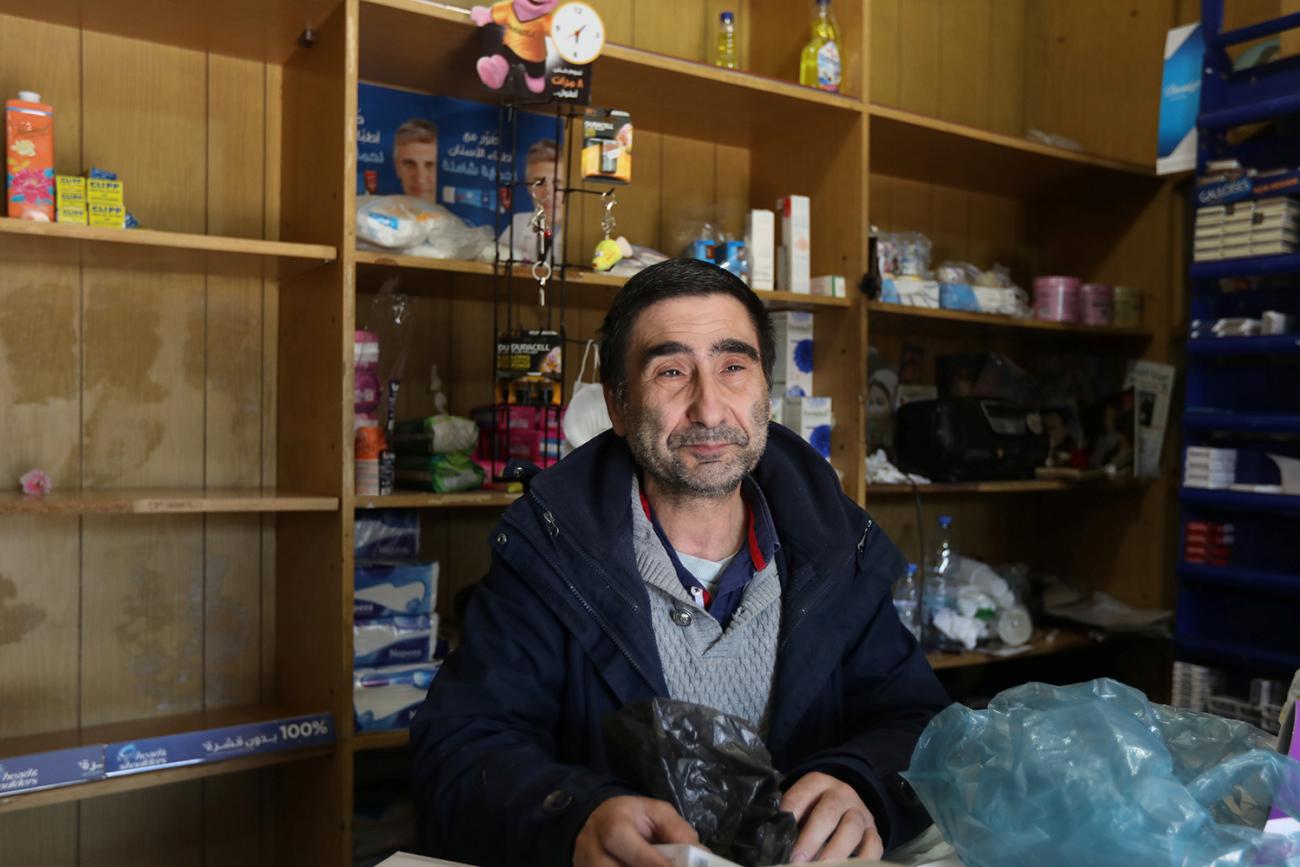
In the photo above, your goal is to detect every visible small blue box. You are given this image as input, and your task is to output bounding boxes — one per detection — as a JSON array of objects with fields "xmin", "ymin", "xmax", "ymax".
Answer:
[{"xmin": 940, "ymin": 282, "xmax": 980, "ymax": 312}]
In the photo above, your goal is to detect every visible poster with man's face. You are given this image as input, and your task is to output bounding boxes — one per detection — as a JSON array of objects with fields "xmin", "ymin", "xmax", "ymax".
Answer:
[{"xmin": 356, "ymin": 83, "xmax": 563, "ymax": 232}]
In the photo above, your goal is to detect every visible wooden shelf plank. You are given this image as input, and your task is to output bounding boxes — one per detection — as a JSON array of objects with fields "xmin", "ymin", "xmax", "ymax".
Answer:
[
  {"xmin": 0, "ymin": 217, "xmax": 335, "ymax": 266},
  {"xmin": 357, "ymin": 0, "xmax": 862, "ymax": 147},
  {"xmin": 0, "ymin": 0, "xmax": 337, "ymax": 63},
  {"xmin": 0, "ymin": 705, "xmax": 334, "ymax": 815},
  {"xmin": 869, "ymin": 104, "xmax": 1158, "ymax": 197},
  {"xmin": 927, "ymin": 629, "xmax": 1094, "ymax": 671},
  {"xmin": 867, "ymin": 300, "xmax": 1152, "ymax": 339},
  {"xmin": 355, "ymin": 490, "xmax": 521, "ymax": 510},
  {"xmin": 356, "ymin": 252, "xmax": 851, "ymax": 308},
  {"xmin": 352, "ymin": 729, "xmax": 410, "ymax": 751},
  {"xmin": 869, "ymin": 479, "xmax": 1147, "ymax": 496},
  {"xmin": 0, "ymin": 489, "xmax": 339, "ymax": 515}
]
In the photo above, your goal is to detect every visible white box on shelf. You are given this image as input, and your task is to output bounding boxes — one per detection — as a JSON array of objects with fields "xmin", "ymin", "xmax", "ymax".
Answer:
[
  {"xmin": 811, "ymin": 274, "xmax": 846, "ymax": 298},
  {"xmin": 784, "ymin": 396, "xmax": 833, "ymax": 459},
  {"xmin": 772, "ymin": 310, "xmax": 814, "ymax": 397},
  {"xmin": 745, "ymin": 209, "xmax": 775, "ymax": 291},
  {"xmin": 777, "ymin": 195, "xmax": 810, "ymax": 294}
]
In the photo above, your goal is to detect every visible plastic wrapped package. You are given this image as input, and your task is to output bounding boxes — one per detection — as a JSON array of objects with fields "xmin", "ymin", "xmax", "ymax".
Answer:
[
  {"xmin": 603, "ymin": 699, "xmax": 797, "ymax": 867},
  {"xmin": 390, "ymin": 415, "xmax": 480, "ymax": 455},
  {"xmin": 356, "ymin": 195, "xmax": 493, "ymax": 259},
  {"xmin": 877, "ymin": 231, "xmax": 933, "ymax": 277},
  {"xmin": 355, "ymin": 509, "xmax": 420, "ymax": 560},
  {"xmin": 905, "ymin": 678, "xmax": 1300, "ymax": 867}
]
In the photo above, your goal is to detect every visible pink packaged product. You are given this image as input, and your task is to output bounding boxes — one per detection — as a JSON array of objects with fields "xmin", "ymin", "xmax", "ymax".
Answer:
[
  {"xmin": 1080, "ymin": 282, "xmax": 1113, "ymax": 326},
  {"xmin": 1033, "ymin": 275, "xmax": 1081, "ymax": 323}
]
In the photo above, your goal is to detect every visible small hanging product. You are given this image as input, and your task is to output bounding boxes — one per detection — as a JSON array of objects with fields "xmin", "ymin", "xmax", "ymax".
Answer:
[
  {"xmin": 530, "ymin": 178, "xmax": 553, "ymax": 306},
  {"xmin": 593, "ymin": 188, "xmax": 632, "ymax": 272}
]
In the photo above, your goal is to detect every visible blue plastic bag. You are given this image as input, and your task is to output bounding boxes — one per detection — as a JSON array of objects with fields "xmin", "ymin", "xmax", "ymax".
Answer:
[{"xmin": 905, "ymin": 678, "xmax": 1300, "ymax": 867}]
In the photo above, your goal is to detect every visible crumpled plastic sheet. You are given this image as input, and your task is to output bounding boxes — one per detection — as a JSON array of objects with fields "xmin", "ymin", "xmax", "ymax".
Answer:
[
  {"xmin": 603, "ymin": 698, "xmax": 797, "ymax": 867},
  {"xmin": 904, "ymin": 678, "xmax": 1300, "ymax": 867}
]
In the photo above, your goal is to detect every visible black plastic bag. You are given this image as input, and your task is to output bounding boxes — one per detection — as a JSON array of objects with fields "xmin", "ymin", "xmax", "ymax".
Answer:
[{"xmin": 602, "ymin": 698, "xmax": 798, "ymax": 866}]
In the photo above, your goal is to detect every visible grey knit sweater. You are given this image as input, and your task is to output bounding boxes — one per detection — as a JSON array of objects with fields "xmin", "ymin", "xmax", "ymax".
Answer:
[{"xmin": 629, "ymin": 477, "xmax": 782, "ymax": 731}]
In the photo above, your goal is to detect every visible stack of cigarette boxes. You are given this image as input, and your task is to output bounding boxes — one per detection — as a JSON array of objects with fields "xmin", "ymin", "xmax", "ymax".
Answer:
[
  {"xmin": 1183, "ymin": 446, "xmax": 1237, "ymax": 489},
  {"xmin": 1193, "ymin": 198, "xmax": 1299, "ymax": 261},
  {"xmin": 1184, "ymin": 520, "xmax": 1234, "ymax": 566}
]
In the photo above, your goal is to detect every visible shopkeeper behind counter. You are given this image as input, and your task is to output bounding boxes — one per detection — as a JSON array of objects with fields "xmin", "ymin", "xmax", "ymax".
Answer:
[{"xmin": 409, "ymin": 259, "xmax": 950, "ymax": 867}]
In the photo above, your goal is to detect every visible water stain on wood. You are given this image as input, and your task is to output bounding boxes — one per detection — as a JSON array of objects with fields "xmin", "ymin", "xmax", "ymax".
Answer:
[
  {"xmin": 0, "ymin": 284, "xmax": 78, "ymax": 405},
  {"xmin": 0, "ymin": 573, "xmax": 48, "ymax": 646},
  {"xmin": 82, "ymin": 280, "xmax": 166, "ymax": 402}
]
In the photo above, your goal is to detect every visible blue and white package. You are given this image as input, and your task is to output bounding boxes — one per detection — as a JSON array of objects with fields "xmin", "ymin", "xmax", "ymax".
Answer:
[
  {"xmin": 355, "ymin": 560, "xmax": 438, "ymax": 620},
  {"xmin": 354, "ymin": 615, "xmax": 437, "ymax": 668},
  {"xmin": 355, "ymin": 509, "xmax": 420, "ymax": 560},
  {"xmin": 0, "ymin": 744, "xmax": 104, "ymax": 796},
  {"xmin": 939, "ymin": 282, "xmax": 979, "ymax": 312},
  {"xmin": 772, "ymin": 311, "xmax": 814, "ymax": 398},
  {"xmin": 1156, "ymin": 22, "xmax": 1203, "ymax": 175},
  {"xmin": 105, "ymin": 712, "xmax": 335, "ymax": 776},
  {"xmin": 353, "ymin": 662, "xmax": 442, "ymax": 732}
]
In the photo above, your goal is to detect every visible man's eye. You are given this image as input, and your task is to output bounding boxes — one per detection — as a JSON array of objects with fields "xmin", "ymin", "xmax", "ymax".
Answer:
[
  {"xmin": 724, "ymin": 364, "xmax": 746, "ymax": 373},
  {"xmin": 659, "ymin": 368, "xmax": 683, "ymax": 378}
]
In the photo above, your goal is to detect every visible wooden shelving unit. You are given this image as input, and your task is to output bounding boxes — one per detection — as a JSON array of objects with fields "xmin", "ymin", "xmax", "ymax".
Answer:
[
  {"xmin": 868, "ymin": 478, "xmax": 1147, "ymax": 497},
  {"xmin": 0, "ymin": 0, "xmax": 1184, "ymax": 862},
  {"xmin": 353, "ymin": 729, "xmax": 410, "ymax": 751}
]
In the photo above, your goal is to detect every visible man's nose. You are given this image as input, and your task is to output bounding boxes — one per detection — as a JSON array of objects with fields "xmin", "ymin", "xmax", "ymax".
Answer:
[{"xmin": 687, "ymin": 373, "xmax": 727, "ymax": 429}]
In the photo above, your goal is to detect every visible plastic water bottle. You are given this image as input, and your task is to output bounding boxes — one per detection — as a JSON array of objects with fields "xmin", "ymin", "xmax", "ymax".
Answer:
[
  {"xmin": 714, "ymin": 12, "xmax": 738, "ymax": 70},
  {"xmin": 893, "ymin": 563, "xmax": 923, "ymax": 641},
  {"xmin": 923, "ymin": 515, "xmax": 957, "ymax": 648}
]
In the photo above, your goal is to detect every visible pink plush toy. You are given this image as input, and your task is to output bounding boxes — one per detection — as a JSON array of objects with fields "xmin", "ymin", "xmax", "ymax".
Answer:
[{"xmin": 470, "ymin": 0, "xmax": 560, "ymax": 94}]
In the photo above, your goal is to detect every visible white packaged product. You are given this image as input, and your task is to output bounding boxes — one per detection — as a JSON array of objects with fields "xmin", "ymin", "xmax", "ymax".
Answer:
[
  {"xmin": 784, "ymin": 396, "xmax": 833, "ymax": 460},
  {"xmin": 355, "ymin": 560, "xmax": 438, "ymax": 620},
  {"xmin": 771, "ymin": 311, "xmax": 814, "ymax": 397},
  {"xmin": 354, "ymin": 614, "xmax": 437, "ymax": 668},
  {"xmin": 745, "ymin": 209, "xmax": 775, "ymax": 291},
  {"xmin": 776, "ymin": 195, "xmax": 810, "ymax": 294},
  {"xmin": 353, "ymin": 662, "xmax": 441, "ymax": 732}
]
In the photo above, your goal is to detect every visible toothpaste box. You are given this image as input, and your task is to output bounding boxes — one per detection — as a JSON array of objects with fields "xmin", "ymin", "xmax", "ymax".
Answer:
[
  {"xmin": 784, "ymin": 396, "xmax": 833, "ymax": 460},
  {"xmin": 0, "ymin": 743, "xmax": 104, "ymax": 797},
  {"xmin": 355, "ymin": 560, "xmax": 438, "ymax": 620},
  {"xmin": 777, "ymin": 195, "xmax": 810, "ymax": 294},
  {"xmin": 354, "ymin": 614, "xmax": 437, "ymax": 668},
  {"xmin": 104, "ymin": 712, "xmax": 335, "ymax": 776},
  {"xmin": 354, "ymin": 662, "xmax": 442, "ymax": 732},
  {"xmin": 745, "ymin": 209, "xmax": 775, "ymax": 291},
  {"xmin": 772, "ymin": 311, "xmax": 814, "ymax": 397}
]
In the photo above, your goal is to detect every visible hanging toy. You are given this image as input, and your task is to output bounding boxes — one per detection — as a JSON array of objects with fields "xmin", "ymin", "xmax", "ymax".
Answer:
[
  {"xmin": 592, "ymin": 189, "xmax": 632, "ymax": 272},
  {"xmin": 469, "ymin": 1, "xmax": 561, "ymax": 95}
]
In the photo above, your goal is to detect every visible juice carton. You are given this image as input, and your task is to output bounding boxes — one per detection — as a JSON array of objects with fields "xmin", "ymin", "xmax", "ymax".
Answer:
[{"xmin": 6, "ymin": 91, "xmax": 54, "ymax": 221}]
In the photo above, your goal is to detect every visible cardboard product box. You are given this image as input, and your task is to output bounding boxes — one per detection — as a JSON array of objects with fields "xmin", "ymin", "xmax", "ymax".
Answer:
[
  {"xmin": 86, "ymin": 177, "xmax": 124, "ymax": 207},
  {"xmin": 745, "ymin": 209, "xmax": 775, "ymax": 291},
  {"xmin": 811, "ymin": 274, "xmax": 846, "ymax": 298},
  {"xmin": 88, "ymin": 201, "xmax": 126, "ymax": 228},
  {"xmin": 784, "ymin": 396, "xmax": 833, "ymax": 460},
  {"xmin": 771, "ymin": 310, "xmax": 814, "ymax": 397},
  {"xmin": 776, "ymin": 195, "xmax": 810, "ymax": 294},
  {"xmin": 581, "ymin": 108, "xmax": 632, "ymax": 184},
  {"xmin": 56, "ymin": 175, "xmax": 87, "ymax": 224}
]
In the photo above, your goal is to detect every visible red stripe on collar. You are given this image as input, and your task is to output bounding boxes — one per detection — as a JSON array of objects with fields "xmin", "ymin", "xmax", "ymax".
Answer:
[{"xmin": 641, "ymin": 488, "xmax": 764, "ymax": 571}]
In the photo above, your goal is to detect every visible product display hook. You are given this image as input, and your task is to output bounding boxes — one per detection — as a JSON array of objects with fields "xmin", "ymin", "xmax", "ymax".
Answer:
[{"xmin": 532, "ymin": 259, "xmax": 552, "ymax": 307}]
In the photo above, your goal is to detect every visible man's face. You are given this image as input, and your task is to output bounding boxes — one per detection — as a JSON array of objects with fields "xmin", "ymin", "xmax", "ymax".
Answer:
[
  {"xmin": 395, "ymin": 139, "xmax": 438, "ymax": 202},
  {"xmin": 607, "ymin": 294, "xmax": 770, "ymax": 500},
  {"xmin": 527, "ymin": 158, "xmax": 564, "ymax": 226}
]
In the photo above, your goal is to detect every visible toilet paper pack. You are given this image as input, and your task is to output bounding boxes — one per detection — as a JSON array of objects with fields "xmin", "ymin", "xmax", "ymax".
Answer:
[
  {"xmin": 354, "ymin": 615, "xmax": 438, "ymax": 668},
  {"xmin": 355, "ymin": 561, "xmax": 438, "ymax": 620}
]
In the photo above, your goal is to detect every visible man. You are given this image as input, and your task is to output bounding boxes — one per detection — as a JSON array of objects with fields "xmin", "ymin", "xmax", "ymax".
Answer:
[
  {"xmin": 411, "ymin": 259, "xmax": 949, "ymax": 866},
  {"xmin": 497, "ymin": 138, "xmax": 566, "ymax": 264},
  {"xmin": 394, "ymin": 118, "xmax": 439, "ymax": 203}
]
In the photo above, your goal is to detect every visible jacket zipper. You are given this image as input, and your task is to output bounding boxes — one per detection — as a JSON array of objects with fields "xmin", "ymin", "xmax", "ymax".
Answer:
[
  {"xmin": 779, "ymin": 520, "xmax": 875, "ymax": 652},
  {"xmin": 507, "ymin": 490, "xmax": 657, "ymax": 689}
]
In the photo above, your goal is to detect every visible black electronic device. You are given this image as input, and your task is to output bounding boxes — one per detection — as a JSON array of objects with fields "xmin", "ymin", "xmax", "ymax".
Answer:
[{"xmin": 894, "ymin": 398, "xmax": 1049, "ymax": 482}]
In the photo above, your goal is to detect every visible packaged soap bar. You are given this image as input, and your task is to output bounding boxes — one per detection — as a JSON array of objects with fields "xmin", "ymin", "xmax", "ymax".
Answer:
[
  {"xmin": 88, "ymin": 201, "xmax": 126, "ymax": 228},
  {"xmin": 56, "ymin": 175, "xmax": 86, "ymax": 224},
  {"xmin": 6, "ymin": 91, "xmax": 54, "ymax": 221},
  {"xmin": 87, "ymin": 176, "xmax": 124, "ymax": 207}
]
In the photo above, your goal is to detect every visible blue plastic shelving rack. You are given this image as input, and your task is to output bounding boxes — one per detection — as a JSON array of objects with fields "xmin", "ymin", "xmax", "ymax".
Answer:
[{"xmin": 1176, "ymin": 3, "xmax": 1300, "ymax": 677}]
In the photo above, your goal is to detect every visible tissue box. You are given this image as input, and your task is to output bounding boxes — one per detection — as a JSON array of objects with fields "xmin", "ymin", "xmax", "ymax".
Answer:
[
  {"xmin": 354, "ymin": 615, "xmax": 437, "ymax": 668},
  {"xmin": 354, "ymin": 662, "xmax": 442, "ymax": 732},
  {"xmin": 772, "ymin": 311, "xmax": 814, "ymax": 397},
  {"xmin": 355, "ymin": 561, "xmax": 437, "ymax": 620},
  {"xmin": 784, "ymin": 396, "xmax": 833, "ymax": 459},
  {"xmin": 776, "ymin": 195, "xmax": 810, "ymax": 294},
  {"xmin": 745, "ymin": 209, "xmax": 775, "ymax": 291}
]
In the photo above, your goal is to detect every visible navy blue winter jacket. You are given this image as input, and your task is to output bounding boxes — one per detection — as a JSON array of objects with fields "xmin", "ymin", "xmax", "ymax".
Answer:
[{"xmin": 410, "ymin": 424, "xmax": 950, "ymax": 865}]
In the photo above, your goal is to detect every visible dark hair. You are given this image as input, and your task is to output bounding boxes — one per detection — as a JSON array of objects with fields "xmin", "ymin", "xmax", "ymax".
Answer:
[{"xmin": 598, "ymin": 258, "xmax": 775, "ymax": 399}]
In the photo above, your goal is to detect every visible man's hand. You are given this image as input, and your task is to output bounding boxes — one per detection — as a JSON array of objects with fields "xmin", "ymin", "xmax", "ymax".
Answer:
[
  {"xmin": 780, "ymin": 772, "xmax": 882, "ymax": 863},
  {"xmin": 574, "ymin": 795, "xmax": 700, "ymax": 867}
]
